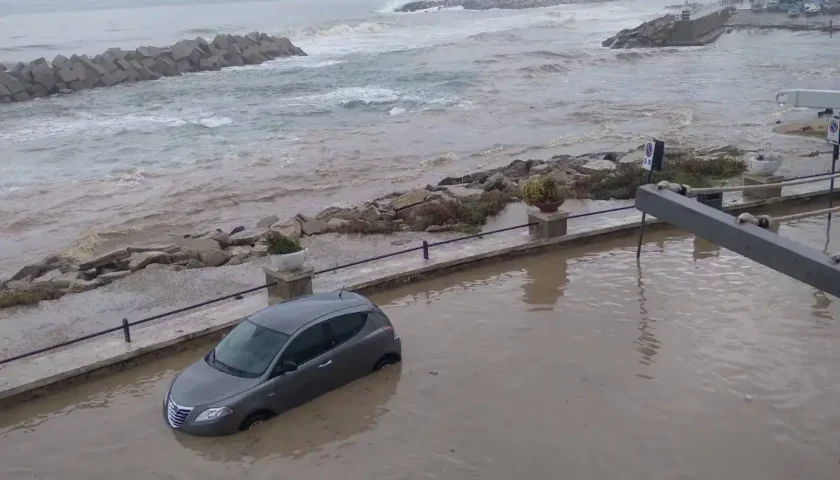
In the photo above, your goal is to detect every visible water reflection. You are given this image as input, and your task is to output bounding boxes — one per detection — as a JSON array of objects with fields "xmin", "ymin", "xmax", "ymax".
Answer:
[
  {"xmin": 521, "ymin": 254, "xmax": 568, "ymax": 311},
  {"xmin": 634, "ymin": 261, "xmax": 660, "ymax": 371},
  {"xmin": 692, "ymin": 236, "xmax": 721, "ymax": 261},
  {"xmin": 172, "ymin": 365, "xmax": 401, "ymax": 464}
]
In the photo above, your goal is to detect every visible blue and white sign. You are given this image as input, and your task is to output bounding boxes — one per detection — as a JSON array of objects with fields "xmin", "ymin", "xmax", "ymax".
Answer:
[
  {"xmin": 642, "ymin": 142, "xmax": 655, "ymax": 171},
  {"xmin": 827, "ymin": 117, "xmax": 840, "ymax": 145}
]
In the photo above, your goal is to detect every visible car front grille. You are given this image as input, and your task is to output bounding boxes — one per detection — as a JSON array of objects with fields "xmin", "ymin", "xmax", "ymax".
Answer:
[{"xmin": 167, "ymin": 397, "xmax": 193, "ymax": 429}]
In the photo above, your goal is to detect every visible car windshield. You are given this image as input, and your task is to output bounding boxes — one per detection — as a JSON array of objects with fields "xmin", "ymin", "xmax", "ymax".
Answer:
[{"xmin": 206, "ymin": 320, "xmax": 290, "ymax": 378}]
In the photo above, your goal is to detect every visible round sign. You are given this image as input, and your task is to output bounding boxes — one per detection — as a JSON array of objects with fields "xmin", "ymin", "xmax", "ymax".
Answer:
[
  {"xmin": 830, "ymin": 119, "xmax": 838, "ymax": 134},
  {"xmin": 645, "ymin": 142, "xmax": 654, "ymax": 157}
]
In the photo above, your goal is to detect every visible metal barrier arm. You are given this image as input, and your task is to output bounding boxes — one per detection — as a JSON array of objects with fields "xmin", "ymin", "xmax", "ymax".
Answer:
[
  {"xmin": 776, "ymin": 89, "xmax": 840, "ymax": 109},
  {"xmin": 635, "ymin": 184, "xmax": 840, "ymax": 298}
]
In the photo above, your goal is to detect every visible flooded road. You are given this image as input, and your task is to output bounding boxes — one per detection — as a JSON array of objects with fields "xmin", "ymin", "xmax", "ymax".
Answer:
[{"xmin": 3, "ymin": 221, "xmax": 840, "ymax": 479}]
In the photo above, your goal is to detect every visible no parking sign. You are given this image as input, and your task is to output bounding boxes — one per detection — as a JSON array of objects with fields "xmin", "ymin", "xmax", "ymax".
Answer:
[
  {"xmin": 642, "ymin": 140, "xmax": 665, "ymax": 172},
  {"xmin": 827, "ymin": 117, "xmax": 840, "ymax": 145}
]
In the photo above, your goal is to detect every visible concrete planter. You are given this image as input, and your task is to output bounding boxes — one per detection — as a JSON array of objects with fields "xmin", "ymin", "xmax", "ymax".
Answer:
[
  {"xmin": 269, "ymin": 249, "xmax": 307, "ymax": 272},
  {"xmin": 749, "ymin": 154, "xmax": 782, "ymax": 176}
]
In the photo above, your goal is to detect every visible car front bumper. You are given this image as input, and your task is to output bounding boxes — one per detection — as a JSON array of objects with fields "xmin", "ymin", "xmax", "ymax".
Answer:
[{"xmin": 162, "ymin": 397, "xmax": 243, "ymax": 437}]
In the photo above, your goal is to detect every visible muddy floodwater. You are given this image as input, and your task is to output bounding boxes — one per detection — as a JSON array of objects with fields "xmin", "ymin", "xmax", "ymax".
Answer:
[{"xmin": 3, "ymin": 219, "xmax": 840, "ymax": 479}]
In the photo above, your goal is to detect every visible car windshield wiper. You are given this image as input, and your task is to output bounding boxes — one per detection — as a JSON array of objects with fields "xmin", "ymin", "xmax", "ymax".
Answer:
[{"xmin": 208, "ymin": 349, "xmax": 253, "ymax": 378}]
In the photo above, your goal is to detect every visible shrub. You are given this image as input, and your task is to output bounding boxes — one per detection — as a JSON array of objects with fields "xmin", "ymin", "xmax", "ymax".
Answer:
[
  {"xmin": 0, "ymin": 287, "xmax": 65, "ymax": 309},
  {"xmin": 409, "ymin": 191, "xmax": 515, "ymax": 231},
  {"xmin": 264, "ymin": 232, "xmax": 302, "ymax": 255},
  {"xmin": 521, "ymin": 175, "xmax": 563, "ymax": 206}
]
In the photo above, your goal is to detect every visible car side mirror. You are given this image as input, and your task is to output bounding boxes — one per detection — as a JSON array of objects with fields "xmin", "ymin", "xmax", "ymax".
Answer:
[{"xmin": 277, "ymin": 360, "xmax": 298, "ymax": 374}]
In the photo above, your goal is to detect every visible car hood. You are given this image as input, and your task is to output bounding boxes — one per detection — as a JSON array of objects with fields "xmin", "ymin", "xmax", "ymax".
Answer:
[{"xmin": 169, "ymin": 358, "xmax": 261, "ymax": 407}]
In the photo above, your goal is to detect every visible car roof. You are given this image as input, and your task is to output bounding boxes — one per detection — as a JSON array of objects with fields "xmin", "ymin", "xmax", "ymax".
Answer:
[{"xmin": 247, "ymin": 291, "xmax": 372, "ymax": 334}]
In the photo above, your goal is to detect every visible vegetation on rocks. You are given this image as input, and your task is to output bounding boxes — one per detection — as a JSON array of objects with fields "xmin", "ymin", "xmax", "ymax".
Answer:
[
  {"xmin": 408, "ymin": 190, "xmax": 514, "ymax": 233},
  {"xmin": 0, "ymin": 143, "xmax": 748, "ymax": 310},
  {"xmin": 0, "ymin": 286, "xmax": 65, "ymax": 309},
  {"xmin": 330, "ymin": 219, "xmax": 400, "ymax": 235},
  {"xmin": 572, "ymin": 154, "xmax": 746, "ymax": 200}
]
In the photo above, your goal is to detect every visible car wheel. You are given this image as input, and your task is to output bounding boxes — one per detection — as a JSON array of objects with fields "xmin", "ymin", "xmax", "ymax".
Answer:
[
  {"xmin": 240, "ymin": 411, "xmax": 272, "ymax": 431},
  {"xmin": 373, "ymin": 354, "xmax": 400, "ymax": 372}
]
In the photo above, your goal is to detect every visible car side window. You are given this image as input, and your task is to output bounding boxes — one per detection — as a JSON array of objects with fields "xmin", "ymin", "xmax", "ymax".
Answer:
[
  {"xmin": 280, "ymin": 324, "xmax": 331, "ymax": 365},
  {"xmin": 327, "ymin": 312, "xmax": 367, "ymax": 347}
]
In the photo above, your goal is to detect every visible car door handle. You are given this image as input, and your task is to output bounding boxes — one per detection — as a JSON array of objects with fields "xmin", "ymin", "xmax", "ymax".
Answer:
[{"xmin": 318, "ymin": 360, "xmax": 332, "ymax": 368}]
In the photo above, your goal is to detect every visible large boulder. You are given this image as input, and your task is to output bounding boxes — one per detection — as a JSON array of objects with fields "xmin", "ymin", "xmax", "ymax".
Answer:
[
  {"xmin": 30, "ymin": 59, "xmax": 57, "ymax": 92},
  {"xmin": 199, "ymin": 249, "xmax": 230, "ymax": 267},
  {"xmin": 579, "ymin": 159, "xmax": 617, "ymax": 174},
  {"xmin": 128, "ymin": 251, "xmax": 171, "ymax": 271},
  {"xmin": 229, "ymin": 229, "xmax": 264, "ymax": 246},
  {"xmin": 390, "ymin": 189, "xmax": 435, "ymax": 211},
  {"xmin": 270, "ymin": 219, "xmax": 302, "ymax": 240},
  {"xmin": 0, "ymin": 72, "xmax": 27, "ymax": 96},
  {"xmin": 8, "ymin": 254, "xmax": 76, "ymax": 282},
  {"xmin": 242, "ymin": 45, "xmax": 264, "ymax": 65}
]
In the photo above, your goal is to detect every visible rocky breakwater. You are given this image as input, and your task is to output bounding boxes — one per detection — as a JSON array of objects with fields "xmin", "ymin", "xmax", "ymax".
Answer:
[
  {"xmin": 395, "ymin": 0, "xmax": 591, "ymax": 12},
  {"xmin": 0, "ymin": 144, "xmax": 747, "ymax": 310},
  {"xmin": 602, "ymin": 14, "xmax": 677, "ymax": 48},
  {"xmin": 603, "ymin": 7, "xmax": 736, "ymax": 48},
  {"xmin": 0, "ymin": 32, "xmax": 306, "ymax": 103}
]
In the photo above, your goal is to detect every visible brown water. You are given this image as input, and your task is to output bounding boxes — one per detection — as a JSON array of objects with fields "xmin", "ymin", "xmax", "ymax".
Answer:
[{"xmin": 2, "ymin": 225, "xmax": 840, "ymax": 479}]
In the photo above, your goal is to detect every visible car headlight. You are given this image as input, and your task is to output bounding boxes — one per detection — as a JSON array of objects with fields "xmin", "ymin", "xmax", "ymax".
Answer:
[{"xmin": 194, "ymin": 407, "xmax": 233, "ymax": 423}]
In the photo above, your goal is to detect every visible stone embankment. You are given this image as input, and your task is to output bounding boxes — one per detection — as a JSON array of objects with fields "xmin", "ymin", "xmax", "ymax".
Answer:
[
  {"xmin": 603, "ymin": 6, "xmax": 736, "ymax": 48},
  {"xmin": 0, "ymin": 32, "xmax": 306, "ymax": 103},
  {"xmin": 0, "ymin": 144, "xmax": 747, "ymax": 309}
]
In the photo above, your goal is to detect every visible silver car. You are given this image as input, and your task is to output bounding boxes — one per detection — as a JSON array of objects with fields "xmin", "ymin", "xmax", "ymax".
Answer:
[{"xmin": 162, "ymin": 291, "xmax": 402, "ymax": 436}]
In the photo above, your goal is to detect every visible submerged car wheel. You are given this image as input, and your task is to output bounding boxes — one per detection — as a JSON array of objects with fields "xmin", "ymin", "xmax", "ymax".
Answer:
[
  {"xmin": 240, "ymin": 411, "xmax": 272, "ymax": 431},
  {"xmin": 373, "ymin": 354, "xmax": 401, "ymax": 372}
]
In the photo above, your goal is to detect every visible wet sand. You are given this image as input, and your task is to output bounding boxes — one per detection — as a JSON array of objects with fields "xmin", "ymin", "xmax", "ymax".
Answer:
[{"xmin": 2, "ymin": 219, "xmax": 840, "ymax": 479}]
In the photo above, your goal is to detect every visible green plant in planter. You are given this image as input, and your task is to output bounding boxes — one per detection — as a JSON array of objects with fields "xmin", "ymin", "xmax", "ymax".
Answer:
[
  {"xmin": 521, "ymin": 174, "xmax": 567, "ymax": 206},
  {"xmin": 264, "ymin": 231, "xmax": 303, "ymax": 255}
]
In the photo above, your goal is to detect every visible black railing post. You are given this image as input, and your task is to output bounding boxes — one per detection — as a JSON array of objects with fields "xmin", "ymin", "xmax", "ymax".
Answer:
[
  {"xmin": 422, "ymin": 240, "xmax": 429, "ymax": 260},
  {"xmin": 122, "ymin": 318, "xmax": 131, "ymax": 343}
]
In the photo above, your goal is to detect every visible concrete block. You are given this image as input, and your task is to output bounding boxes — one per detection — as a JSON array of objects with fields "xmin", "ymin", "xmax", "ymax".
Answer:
[
  {"xmin": 527, "ymin": 210, "xmax": 569, "ymax": 239},
  {"xmin": 0, "ymin": 72, "xmax": 27, "ymax": 95},
  {"xmin": 93, "ymin": 54, "xmax": 119, "ymax": 73},
  {"xmin": 12, "ymin": 90, "xmax": 31, "ymax": 102},
  {"xmin": 225, "ymin": 54, "xmax": 244, "ymax": 67},
  {"xmin": 198, "ymin": 56, "xmax": 222, "ymax": 71},
  {"xmin": 242, "ymin": 45, "xmax": 264, "ymax": 65},
  {"xmin": 28, "ymin": 83, "xmax": 49, "ymax": 98},
  {"xmin": 99, "ymin": 69, "xmax": 129, "ymax": 87},
  {"xmin": 77, "ymin": 55, "xmax": 107, "ymax": 76},
  {"xmin": 136, "ymin": 46, "xmax": 156, "ymax": 58},
  {"xmin": 264, "ymin": 267, "xmax": 314, "ymax": 304},
  {"xmin": 114, "ymin": 59, "xmax": 139, "ymax": 81},
  {"xmin": 106, "ymin": 48, "xmax": 128, "ymax": 60},
  {"xmin": 150, "ymin": 56, "xmax": 177, "ymax": 76},
  {"xmin": 66, "ymin": 80, "xmax": 85, "ymax": 92},
  {"xmin": 742, "ymin": 173, "xmax": 783, "ymax": 200},
  {"xmin": 30, "ymin": 61, "xmax": 57, "ymax": 92}
]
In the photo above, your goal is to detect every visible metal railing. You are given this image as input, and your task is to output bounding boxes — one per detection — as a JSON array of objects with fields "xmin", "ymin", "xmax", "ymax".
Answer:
[{"xmin": 0, "ymin": 170, "xmax": 836, "ymax": 367}]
